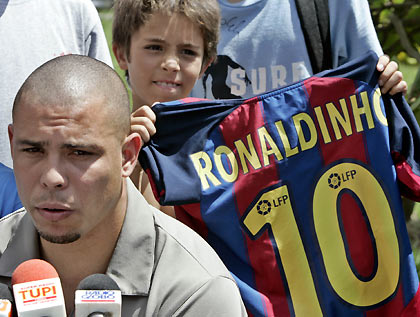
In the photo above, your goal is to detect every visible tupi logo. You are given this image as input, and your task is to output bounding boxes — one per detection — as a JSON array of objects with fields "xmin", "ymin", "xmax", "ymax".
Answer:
[{"xmin": 18, "ymin": 286, "xmax": 56, "ymax": 301}]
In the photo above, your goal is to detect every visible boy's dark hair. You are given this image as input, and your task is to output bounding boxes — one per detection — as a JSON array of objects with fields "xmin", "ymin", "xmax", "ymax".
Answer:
[{"xmin": 112, "ymin": 0, "xmax": 220, "ymax": 69}]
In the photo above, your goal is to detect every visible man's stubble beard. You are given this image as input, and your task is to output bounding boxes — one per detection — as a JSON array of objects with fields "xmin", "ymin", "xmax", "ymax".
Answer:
[{"xmin": 38, "ymin": 230, "xmax": 81, "ymax": 244}]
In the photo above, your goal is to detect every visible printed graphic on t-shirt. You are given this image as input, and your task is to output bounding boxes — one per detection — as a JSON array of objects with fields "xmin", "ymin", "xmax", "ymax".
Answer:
[{"xmin": 203, "ymin": 55, "xmax": 309, "ymax": 99}]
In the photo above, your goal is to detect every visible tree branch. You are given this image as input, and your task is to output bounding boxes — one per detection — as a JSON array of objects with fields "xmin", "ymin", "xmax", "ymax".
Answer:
[{"xmin": 389, "ymin": 12, "xmax": 420, "ymax": 63}]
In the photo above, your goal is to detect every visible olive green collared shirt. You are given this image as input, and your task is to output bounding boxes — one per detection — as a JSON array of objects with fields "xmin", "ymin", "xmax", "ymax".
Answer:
[{"xmin": 0, "ymin": 179, "xmax": 246, "ymax": 316}]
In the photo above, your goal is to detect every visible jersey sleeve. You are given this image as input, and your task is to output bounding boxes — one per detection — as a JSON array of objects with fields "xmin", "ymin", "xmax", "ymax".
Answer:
[{"xmin": 385, "ymin": 93, "xmax": 420, "ymax": 201}]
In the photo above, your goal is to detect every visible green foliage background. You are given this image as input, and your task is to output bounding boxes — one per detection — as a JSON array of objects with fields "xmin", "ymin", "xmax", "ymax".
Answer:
[{"xmin": 370, "ymin": 0, "xmax": 420, "ymax": 113}]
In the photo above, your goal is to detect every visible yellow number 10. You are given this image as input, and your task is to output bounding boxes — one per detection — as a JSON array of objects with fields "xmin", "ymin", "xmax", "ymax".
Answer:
[{"xmin": 242, "ymin": 162, "xmax": 400, "ymax": 316}]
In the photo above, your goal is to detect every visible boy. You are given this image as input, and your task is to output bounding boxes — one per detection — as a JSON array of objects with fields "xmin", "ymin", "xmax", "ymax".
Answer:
[{"xmin": 112, "ymin": 0, "xmax": 220, "ymax": 213}]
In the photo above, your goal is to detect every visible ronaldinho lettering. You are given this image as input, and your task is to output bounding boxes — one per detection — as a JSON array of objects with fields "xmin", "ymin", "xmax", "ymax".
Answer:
[{"xmin": 190, "ymin": 88, "xmax": 386, "ymax": 190}]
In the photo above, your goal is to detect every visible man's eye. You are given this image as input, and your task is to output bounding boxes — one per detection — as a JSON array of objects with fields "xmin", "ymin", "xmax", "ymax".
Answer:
[{"xmin": 22, "ymin": 147, "xmax": 42, "ymax": 153}]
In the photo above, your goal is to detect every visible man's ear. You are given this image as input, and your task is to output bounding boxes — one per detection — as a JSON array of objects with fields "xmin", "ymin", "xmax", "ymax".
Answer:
[
  {"xmin": 121, "ymin": 133, "xmax": 142, "ymax": 178},
  {"xmin": 8, "ymin": 124, "xmax": 14, "ymax": 158},
  {"xmin": 199, "ymin": 58, "xmax": 215, "ymax": 78},
  {"xmin": 112, "ymin": 43, "xmax": 129, "ymax": 70}
]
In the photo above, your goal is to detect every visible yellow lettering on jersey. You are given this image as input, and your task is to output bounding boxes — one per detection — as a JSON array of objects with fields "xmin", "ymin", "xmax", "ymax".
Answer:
[
  {"xmin": 373, "ymin": 88, "xmax": 388, "ymax": 126},
  {"xmin": 326, "ymin": 99, "xmax": 352, "ymax": 140},
  {"xmin": 352, "ymin": 91, "xmax": 375, "ymax": 132},
  {"xmin": 313, "ymin": 162, "xmax": 399, "ymax": 306},
  {"xmin": 214, "ymin": 145, "xmax": 239, "ymax": 183},
  {"xmin": 234, "ymin": 134, "xmax": 262, "ymax": 174},
  {"xmin": 243, "ymin": 185, "xmax": 323, "ymax": 316},
  {"xmin": 313, "ymin": 106, "xmax": 332, "ymax": 144},
  {"xmin": 258, "ymin": 127, "xmax": 283, "ymax": 166},
  {"xmin": 292, "ymin": 112, "xmax": 318, "ymax": 151},
  {"xmin": 189, "ymin": 151, "xmax": 221, "ymax": 190},
  {"xmin": 275, "ymin": 120, "xmax": 299, "ymax": 157},
  {"xmin": 189, "ymin": 88, "xmax": 386, "ymax": 189}
]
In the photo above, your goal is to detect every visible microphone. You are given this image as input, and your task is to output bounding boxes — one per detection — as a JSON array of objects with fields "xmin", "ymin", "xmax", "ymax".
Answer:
[
  {"xmin": 0, "ymin": 283, "xmax": 14, "ymax": 317},
  {"xmin": 11, "ymin": 259, "xmax": 66, "ymax": 316},
  {"xmin": 74, "ymin": 274, "xmax": 121, "ymax": 317}
]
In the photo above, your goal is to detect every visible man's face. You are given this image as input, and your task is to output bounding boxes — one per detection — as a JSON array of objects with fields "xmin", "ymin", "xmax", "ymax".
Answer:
[{"xmin": 9, "ymin": 96, "xmax": 127, "ymax": 244}]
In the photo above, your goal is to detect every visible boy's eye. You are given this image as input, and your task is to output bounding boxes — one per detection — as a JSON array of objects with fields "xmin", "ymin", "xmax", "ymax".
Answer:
[
  {"xmin": 181, "ymin": 49, "xmax": 197, "ymax": 56},
  {"xmin": 71, "ymin": 150, "xmax": 92, "ymax": 156},
  {"xmin": 145, "ymin": 45, "xmax": 162, "ymax": 51}
]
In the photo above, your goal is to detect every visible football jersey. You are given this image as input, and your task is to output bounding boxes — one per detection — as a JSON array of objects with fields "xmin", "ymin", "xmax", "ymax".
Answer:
[{"xmin": 139, "ymin": 51, "xmax": 420, "ymax": 317}]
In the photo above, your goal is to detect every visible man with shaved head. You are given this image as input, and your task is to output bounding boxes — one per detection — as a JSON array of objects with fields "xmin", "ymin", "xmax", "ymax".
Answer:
[{"xmin": 0, "ymin": 55, "xmax": 246, "ymax": 316}]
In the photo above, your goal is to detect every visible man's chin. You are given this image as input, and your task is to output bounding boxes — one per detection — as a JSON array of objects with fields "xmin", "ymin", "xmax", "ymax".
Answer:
[{"xmin": 38, "ymin": 231, "xmax": 81, "ymax": 244}]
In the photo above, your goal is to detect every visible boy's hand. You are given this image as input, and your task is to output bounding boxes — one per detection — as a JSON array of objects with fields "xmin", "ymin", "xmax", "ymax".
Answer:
[
  {"xmin": 376, "ymin": 55, "xmax": 407, "ymax": 95},
  {"xmin": 131, "ymin": 105, "xmax": 157, "ymax": 143}
]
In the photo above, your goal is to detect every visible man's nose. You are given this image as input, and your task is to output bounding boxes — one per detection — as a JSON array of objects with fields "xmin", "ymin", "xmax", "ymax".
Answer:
[{"xmin": 40, "ymin": 159, "xmax": 67, "ymax": 189}]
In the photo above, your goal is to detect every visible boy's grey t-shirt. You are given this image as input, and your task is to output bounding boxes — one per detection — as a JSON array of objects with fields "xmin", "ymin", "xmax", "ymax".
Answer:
[{"xmin": 0, "ymin": 0, "xmax": 113, "ymax": 168}]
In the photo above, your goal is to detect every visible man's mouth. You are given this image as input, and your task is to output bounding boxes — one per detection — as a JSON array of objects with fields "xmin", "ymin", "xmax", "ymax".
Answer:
[
  {"xmin": 37, "ymin": 203, "xmax": 71, "ymax": 211},
  {"xmin": 41, "ymin": 208, "xmax": 68, "ymax": 212},
  {"xmin": 35, "ymin": 203, "xmax": 74, "ymax": 222}
]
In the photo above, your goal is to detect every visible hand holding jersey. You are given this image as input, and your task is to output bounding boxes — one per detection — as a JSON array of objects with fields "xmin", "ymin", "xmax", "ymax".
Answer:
[
  {"xmin": 376, "ymin": 54, "xmax": 406, "ymax": 95},
  {"xmin": 130, "ymin": 105, "xmax": 157, "ymax": 144}
]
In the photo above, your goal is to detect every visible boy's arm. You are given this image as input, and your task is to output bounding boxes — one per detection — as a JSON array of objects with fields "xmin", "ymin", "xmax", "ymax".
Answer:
[
  {"xmin": 130, "ymin": 105, "xmax": 176, "ymax": 217},
  {"xmin": 376, "ymin": 55, "xmax": 407, "ymax": 95},
  {"xmin": 129, "ymin": 105, "xmax": 156, "ymax": 190},
  {"xmin": 129, "ymin": 105, "xmax": 156, "ymax": 189}
]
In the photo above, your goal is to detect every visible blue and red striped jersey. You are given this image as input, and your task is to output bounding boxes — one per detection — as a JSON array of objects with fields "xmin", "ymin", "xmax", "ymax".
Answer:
[{"xmin": 139, "ymin": 51, "xmax": 420, "ymax": 316}]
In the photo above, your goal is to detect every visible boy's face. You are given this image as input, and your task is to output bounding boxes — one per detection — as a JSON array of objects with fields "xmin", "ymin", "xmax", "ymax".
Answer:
[{"xmin": 114, "ymin": 13, "xmax": 207, "ymax": 110}]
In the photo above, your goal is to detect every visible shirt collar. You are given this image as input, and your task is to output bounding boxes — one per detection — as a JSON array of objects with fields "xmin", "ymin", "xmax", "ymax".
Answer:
[{"xmin": 106, "ymin": 179, "xmax": 156, "ymax": 295}]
